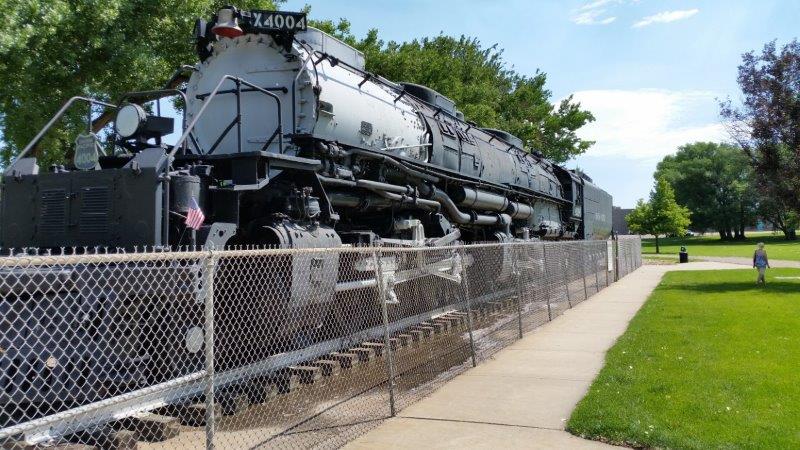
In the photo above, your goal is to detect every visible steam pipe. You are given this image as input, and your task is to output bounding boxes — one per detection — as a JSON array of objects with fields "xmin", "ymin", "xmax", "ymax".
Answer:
[
  {"xmin": 369, "ymin": 190, "xmax": 440, "ymax": 211},
  {"xmin": 356, "ymin": 179, "xmax": 415, "ymax": 195},
  {"xmin": 451, "ymin": 186, "xmax": 510, "ymax": 211},
  {"xmin": 430, "ymin": 187, "xmax": 509, "ymax": 226},
  {"xmin": 508, "ymin": 202, "xmax": 533, "ymax": 220},
  {"xmin": 318, "ymin": 175, "xmax": 419, "ymax": 198},
  {"xmin": 348, "ymin": 149, "xmax": 439, "ymax": 183},
  {"xmin": 453, "ymin": 186, "xmax": 533, "ymax": 220},
  {"xmin": 319, "ymin": 176, "xmax": 511, "ymax": 228}
]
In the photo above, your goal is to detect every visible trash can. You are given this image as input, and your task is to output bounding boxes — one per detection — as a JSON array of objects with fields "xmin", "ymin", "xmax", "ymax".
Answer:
[{"xmin": 679, "ymin": 246, "xmax": 688, "ymax": 263}]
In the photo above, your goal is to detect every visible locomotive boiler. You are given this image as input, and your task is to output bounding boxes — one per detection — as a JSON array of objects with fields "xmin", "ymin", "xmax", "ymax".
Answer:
[{"xmin": 0, "ymin": 7, "xmax": 612, "ymax": 431}]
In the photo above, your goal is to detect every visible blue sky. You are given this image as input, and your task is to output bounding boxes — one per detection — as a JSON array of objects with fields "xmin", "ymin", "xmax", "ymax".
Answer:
[{"xmin": 282, "ymin": 0, "xmax": 800, "ymax": 207}]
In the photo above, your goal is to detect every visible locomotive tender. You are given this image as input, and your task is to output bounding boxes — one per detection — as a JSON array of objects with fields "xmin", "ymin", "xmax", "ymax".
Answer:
[{"xmin": 0, "ymin": 8, "xmax": 612, "ymax": 431}]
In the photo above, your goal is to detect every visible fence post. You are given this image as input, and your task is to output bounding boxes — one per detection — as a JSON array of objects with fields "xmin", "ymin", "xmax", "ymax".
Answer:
[
  {"xmin": 512, "ymin": 246, "xmax": 523, "ymax": 339},
  {"xmin": 203, "ymin": 251, "xmax": 217, "ymax": 450},
  {"xmin": 592, "ymin": 246, "xmax": 600, "ymax": 293},
  {"xmin": 614, "ymin": 236, "xmax": 620, "ymax": 281},
  {"xmin": 579, "ymin": 246, "xmax": 588, "ymax": 300},
  {"xmin": 560, "ymin": 246, "xmax": 573, "ymax": 308},
  {"xmin": 541, "ymin": 242, "xmax": 553, "ymax": 321},
  {"xmin": 606, "ymin": 240, "xmax": 611, "ymax": 287},
  {"xmin": 458, "ymin": 247, "xmax": 478, "ymax": 367},
  {"xmin": 628, "ymin": 246, "xmax": 636, "ymax": 272},
  {"xmin": 372, "ymin": 249, "xmax": 397, "ymax": 417}
]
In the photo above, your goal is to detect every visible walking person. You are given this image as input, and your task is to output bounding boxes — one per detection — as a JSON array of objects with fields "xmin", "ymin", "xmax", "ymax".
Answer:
[{"xmin": 753, "ymin": 242, "xmax": 770, "ymax": 285}]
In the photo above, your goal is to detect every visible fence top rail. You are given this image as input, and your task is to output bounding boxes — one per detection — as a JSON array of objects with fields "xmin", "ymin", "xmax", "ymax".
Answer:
[{"xmin": 0, "ymin": 239, "xmax": 615, "ymax": 267}]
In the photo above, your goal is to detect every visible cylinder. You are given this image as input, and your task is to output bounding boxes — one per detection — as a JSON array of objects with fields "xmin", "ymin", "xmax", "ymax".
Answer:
[
  {"xmin": 171, "ymin": 174, "xmax": 201, "ymax": 212},
  {"xmin": 508, "ymin": 202, "xmax": 533, "ymax": 220},
  {"xmin": 451, "ymin": 187, "xmax": 510, "ymax": 211}
]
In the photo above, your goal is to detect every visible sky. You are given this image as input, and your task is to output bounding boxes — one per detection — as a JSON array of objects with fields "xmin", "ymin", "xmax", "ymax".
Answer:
[{"xmin": 281, "ymin": 0, "xmax": 800, "ymax": 207}]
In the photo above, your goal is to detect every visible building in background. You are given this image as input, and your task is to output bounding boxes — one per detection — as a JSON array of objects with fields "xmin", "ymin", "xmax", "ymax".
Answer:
[{"xmin": 612, "ymin": 206, "xmax": 633, "ymax": 235}]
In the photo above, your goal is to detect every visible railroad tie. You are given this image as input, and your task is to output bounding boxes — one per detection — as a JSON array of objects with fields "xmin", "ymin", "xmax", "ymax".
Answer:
[
  {"xmin": 38, "ymin": 444, "xmax": 98, "ymax": 450},
  {"xmin": 329, "ymin": 352, "xmax": 360, "ymax": 369},
  {"xmin": 411, "ymin": 325, "xmax": 435, "ymax": 338},
  {"xmin": 289, "ymin": 365, "xmax": 323, "ymax": 384},
  {"xmin": 421, "ymin": 321, "xmax": 445, "ymax": 334},
  {"xmin": 242, "ymin": 376, "xmax": 278, "ymax": 404},
  {"xmin": 350, "ymin": 347, "xmax": 375, "ymax": 363},
  {"xmin": 121, "ymin": 412, "xmax": 180, "ymax": 442},
  {"xmin": 0, "ymin": 434, "xmax": 25, "ymax": 450},
  {"xmin": 66, "ymin": 426, "xmax": 140, "ymax": 449},
  {"xmin": 219, "ymin": 392, "xmax": 251, "ymax": 416},
  {"xmin": 397, "ymin": 334, "xmax": 413, "ymax": 346},
  {"xmin": 271, "ymin": 372, "xmax": 300, "ymax": 394},
  {"xmin": 408, "ymin": 330, "xmax": 424, "ymax": 342},
  {"xmin": 169, "ymin": 402, "xmax": 222, "ymax": 427},
  {"xmin": 362, "ymin": 342, "xmax": 385, "ymax": 357},
  {"xmin": 310, "ymin": 359, "xmax": 342, "ymax": 377},
  {"xmin": 433, "ymin": 318, "xmax": 452, "ymax": 332},
  {"xmin": 443, "ymin": 314, "xmax": 466, "ymax": 327}
]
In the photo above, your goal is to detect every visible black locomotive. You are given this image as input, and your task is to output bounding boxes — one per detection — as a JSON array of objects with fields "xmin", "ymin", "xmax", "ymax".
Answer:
[{"xmin": 0, "ymin": 8, "xmax": 612, "ymax": 431}]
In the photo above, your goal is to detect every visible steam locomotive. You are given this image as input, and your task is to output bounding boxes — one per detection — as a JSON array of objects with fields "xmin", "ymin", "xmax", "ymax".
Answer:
[
  {"xmin": 1, "ymin": 8, "xmax": 611, "ymax": 252},
  {"xmin": 0, "ymin": 8, "xmax": 611, "ymax": 429}
]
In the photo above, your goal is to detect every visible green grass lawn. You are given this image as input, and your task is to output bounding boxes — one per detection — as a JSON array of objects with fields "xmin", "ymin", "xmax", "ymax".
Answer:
[
  {"xmin": 642, "ymin": 231, "xmax": 800, "ymax": 261},
  {"xmin": 568, "ymin": 269, "xmax": 800, "ymax": 449}
]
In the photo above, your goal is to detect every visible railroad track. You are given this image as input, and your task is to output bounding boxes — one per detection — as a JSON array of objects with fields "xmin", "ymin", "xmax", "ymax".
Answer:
[{"xmin": 2, "ymin": 285, "xmax": 555, "ymax": 449}]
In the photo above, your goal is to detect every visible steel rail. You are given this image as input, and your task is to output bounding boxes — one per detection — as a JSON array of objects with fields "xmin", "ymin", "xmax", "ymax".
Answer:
[{"xmin": 0, "ymin": 241, "xmax": 538, "ymax": 267}]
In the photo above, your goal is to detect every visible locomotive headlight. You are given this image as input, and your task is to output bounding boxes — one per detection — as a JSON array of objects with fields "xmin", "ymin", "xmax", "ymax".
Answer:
[{"xmin": 114, "ymin": 104, "xmax": 147, "ymax": 139}]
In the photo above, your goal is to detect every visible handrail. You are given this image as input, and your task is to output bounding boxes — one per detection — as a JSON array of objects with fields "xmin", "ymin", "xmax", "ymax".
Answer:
[
  {"xmin": 169, "ymin": 75, "xmax": 283, "ymax": 159},
  {"xmin": 9, "ymin": 97, "xmax": 117, "ymax": 168}
]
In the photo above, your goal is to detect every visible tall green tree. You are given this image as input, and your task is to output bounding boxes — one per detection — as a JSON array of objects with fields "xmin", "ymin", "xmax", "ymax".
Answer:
[
  {"xmin": 0, "ymin": 0, "xmax": 279, "ymax": 168},
  {"xmin": 626, "ymin": 178, "xmax": 692, "ymax": 253},
  {"xmin": 720, "ymin": 39, "xmax": 800, "ymax": 239},
  {"xmin": 654, "ymin": 142, "xmax": 756, "ymax": 240}
]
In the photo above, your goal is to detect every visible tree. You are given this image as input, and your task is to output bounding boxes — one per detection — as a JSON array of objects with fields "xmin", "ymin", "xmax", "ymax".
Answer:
[
  {"xmin": 654, "ymin": 142, "xmax": 756, "ymax": 240},
  {"xmin": 756, "ymin": 195, "xmax": 799, "ymax": 240},
  {"xmin": 720, "ymin": 39, "xmax": 800, "ymax": 239},
  {"xmin": 626, "ymin": 178, "xmax": 692, "ymax": 253},
  {"xmin": 0, "ymin": 0, "xmax": 279, "ymax": 168}
]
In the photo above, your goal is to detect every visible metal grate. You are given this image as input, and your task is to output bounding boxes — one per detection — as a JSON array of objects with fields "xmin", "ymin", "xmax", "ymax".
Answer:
[
  {"xmin": 78, "ymin": 187, "xmax": 111, "ymax": 234},
  {"xmin": 38, "ymin": 189, "xmax": 67, "ymax": 234}
]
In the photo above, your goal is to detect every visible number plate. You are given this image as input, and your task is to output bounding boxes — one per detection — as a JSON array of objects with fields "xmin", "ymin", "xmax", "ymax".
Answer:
[{"xmin": 242, "ymin": 10, "xmax": 307, "ymax": 33}]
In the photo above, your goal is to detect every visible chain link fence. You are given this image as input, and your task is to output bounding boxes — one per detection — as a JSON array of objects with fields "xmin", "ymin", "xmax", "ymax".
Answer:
[{"xmin": 0, "ymin": 236, "xmax": 641, "ymax": 449}]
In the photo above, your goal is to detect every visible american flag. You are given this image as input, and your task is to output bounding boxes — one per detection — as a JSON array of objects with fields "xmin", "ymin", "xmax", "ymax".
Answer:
[{"xmin": 185, "ymin": 197, "xmax": 205, "ymax": 230}]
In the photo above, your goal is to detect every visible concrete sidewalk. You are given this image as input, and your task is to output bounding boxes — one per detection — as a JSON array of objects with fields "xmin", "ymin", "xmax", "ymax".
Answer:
[
  {"xmin": 345, "ymin": 261, "xmax": 744, "ymax": 449},
  {"xmin": 644, "ymin": 253, "xmax": 800, "ymax": 268}
]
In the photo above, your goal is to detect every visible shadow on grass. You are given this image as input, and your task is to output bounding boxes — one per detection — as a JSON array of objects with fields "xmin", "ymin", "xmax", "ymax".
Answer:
[{"xmin": 663, "ymin": 280, "xmax": 799, "ymax": 294}]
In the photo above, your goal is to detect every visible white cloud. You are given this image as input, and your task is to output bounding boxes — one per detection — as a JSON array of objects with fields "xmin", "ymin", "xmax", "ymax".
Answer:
[
  {"xmin": 579, "ymin": 0, "xmax": 617, "ymax": 11},
  {"xmin": 571, "ymin": 0, "xmax": 619, "ymax": 25},
  {"xmin": 567, "ymin": 89, "xmax": 727, "ymax": 161},
  {"xmin": 573, "ymin": 11, "xmax": 617, "ymax": 25},
  {"xmin": 633, "ymin": 9, "xmax": 699, "ymax": 28}
]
